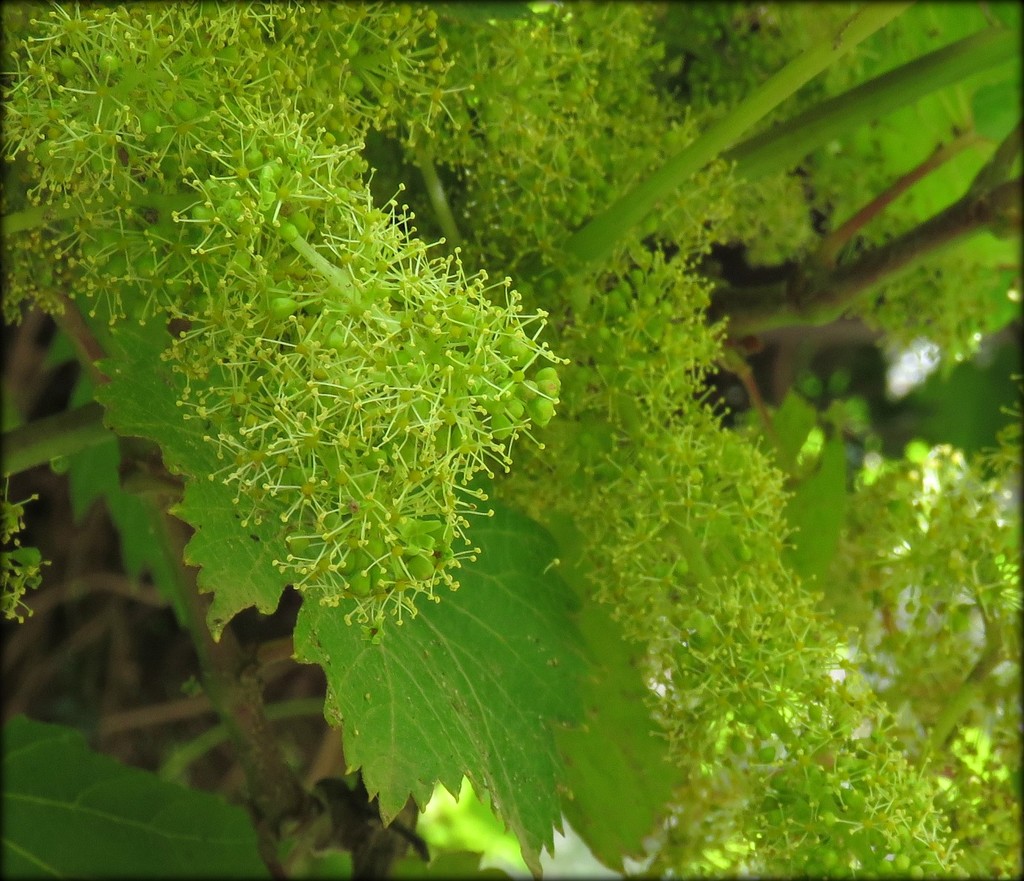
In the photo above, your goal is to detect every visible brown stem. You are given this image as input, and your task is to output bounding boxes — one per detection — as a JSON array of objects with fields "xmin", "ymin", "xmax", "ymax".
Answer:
[
  {"xmin": 969, "ymin": 120, "xmax": 1023, "ymax": 196},
  {"xmin": 51, "ymin": 292, "xmax": 109, "ymax": 386},
  {"xmin": 718, "ymin": 345, "xmax": 777, "ymax": 442},
  {"xmin": 151, "ymin": 502, "xmax": 314, "ymax": 868},
  {"xmin": 715, "ymin": 176, "xmax": 1021, "ymax": 337},
  {"xmin": 255, "ymin": 635, "xmax": 296, "ymax": 671},
  {"xmin": 99, "ymin": 694, "xmax": 215, "ymax": 737},
  {"xmin": 816, "ymin": 130, "xmax": 982, "ymax": 268}
]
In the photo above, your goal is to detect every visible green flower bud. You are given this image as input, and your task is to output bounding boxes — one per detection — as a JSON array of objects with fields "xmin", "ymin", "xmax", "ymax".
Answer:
[
  {"xmin": 269, "ymin": 297, "xmax": 300, "ymax": 320},
  {"xmin": 527, "ymin": 396, "xmax": 555, "ymax": 427}
]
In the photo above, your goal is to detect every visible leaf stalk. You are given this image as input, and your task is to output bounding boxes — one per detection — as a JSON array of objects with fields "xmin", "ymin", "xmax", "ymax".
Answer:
[{"xmin": 562, "ymin": 3, "xmax": 911, "ymax": 265}]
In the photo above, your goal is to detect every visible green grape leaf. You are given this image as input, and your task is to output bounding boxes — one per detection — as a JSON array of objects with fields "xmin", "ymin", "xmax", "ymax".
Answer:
[
  {"xmin": 989, "ymin": 2, "xmax": 1022, "ymax": 29},
  {"xmin": 173, "ymin": 474, "xmax": 291, "ymax": 637},
  {"xmin": 66, "ymin": 423, "xmax": 119, "ymax": 522},
  {"xmin": 94, "ymin": 320, "xmax": 286, "ymax": 637},
  {"xmin": 782, "ymin": 432, "xmax": 847, "ymax": 583},
  {"xmin": 110, "ymin": 491, "xmax": 183, "ymax": 612},
  {"xmin": 2, "ymin": 715, "xmax": 267, "ymax": 878},
  {"xmin": 65, "ymin": 369, "xmax": 121, "ymax": 523},
  {"xmin": 771, "ymin": 391, "xmax": 818, "ymax": 475},
  {"xmin": 971, "ymin": 80, "xmax": 1021, "ymax": 141},
  {"xmin": 63, "ymin": 372, "xmax": 182, "ymax": 616},
  {"xmin": 294, "ymin": 504, "xmax": 587, "ymax": 877},
  {"xmin": 556, "ymin": 593, "xmax": 676, "ymax": 871}
]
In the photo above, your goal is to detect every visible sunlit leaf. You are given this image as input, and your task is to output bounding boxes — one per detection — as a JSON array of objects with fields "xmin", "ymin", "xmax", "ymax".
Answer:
[{"xmin": 783, "ymin": 433, "xmax": 847, "ymax": 582}]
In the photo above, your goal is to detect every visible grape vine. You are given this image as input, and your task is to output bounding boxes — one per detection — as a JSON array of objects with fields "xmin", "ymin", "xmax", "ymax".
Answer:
[{"xmin": 2, "ymin": 2, "xmax": 1019, "ymax": 877}]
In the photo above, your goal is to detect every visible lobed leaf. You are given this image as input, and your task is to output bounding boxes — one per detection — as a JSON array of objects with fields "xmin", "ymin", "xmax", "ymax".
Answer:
[
  {"xmin": 294, "ymin": 504, "xmax": 587, "ymax": 876},
  {"xmin": 64, "ymin": 372, "xmax": 182, "ymax": 618},
  {"xmin": 95, "ymin": 319, "xmax": 286, "ymax": 637}
]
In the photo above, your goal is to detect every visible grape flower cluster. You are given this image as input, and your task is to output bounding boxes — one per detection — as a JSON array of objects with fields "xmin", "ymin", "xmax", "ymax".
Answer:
[
  {"xmin": 168, "ymin": 150, "xmax": 563, "ymax": 624},
  {"xmin": 2, "ymin": 483, "xmax": 45, "ymax": 623},
  {"xmin": 2, "ymin": 2, "xmax": 562, "ymax": 628}
]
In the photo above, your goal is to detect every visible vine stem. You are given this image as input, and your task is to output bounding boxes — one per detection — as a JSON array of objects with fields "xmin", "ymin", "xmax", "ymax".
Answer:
[
  {"xmin": 815, "ymin": 130, "xmax": 983, "ymax": 268},
  {"xmin": 52, "ymin": 292, "xmax": 110, "ymax": 386},
  {"xmin": 147, "ymin": 497, "xmax": 314, "ymax": 871},
  {"xmin": 285, "ymin": 229, "xmax": 356, "ymax": 294},
  {"xmin": 968, "ymin": 120, "xmax": 1023, "ymax": 196},
  {"xmin": 925, "ymin": 609, "xmax": 1004, "ymax": 754},
  {"xmin": 562, "ymin": 2, "xmax": 910, "ymax": 265},
  {"xmin": 414, "ymin": 144, "xmax": 463, "ymax": 249},
  {"xmin": 158, "ymin": 698, "xmax": 327, "ymax": 783},
  {"xmin": 286, "ymin": 230, "xmax": 401, "ymax": 330},
  {"xmin": 716, "ymin": 176, "xmax": 1021, "ymax": 337},
  {"xmin": 724, "ymin": 26, "xmax": 1019, "ymax": 183},
  {"xmin": 2, "ymin": 190, "xmax": 196, "ymax": 236},
  {"xmin": 2, "ymin": 401, "xmax": 111, "ymax": 477},
  {"xmin": 2, "ymin": 294, "xmax": 114, "ymax": 475}
]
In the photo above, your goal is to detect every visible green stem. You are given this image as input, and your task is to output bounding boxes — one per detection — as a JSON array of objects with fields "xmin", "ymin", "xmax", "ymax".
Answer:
[
  {"xmin": 415, "ymin": 145, "xmax": 463, "ymax": 249},
  {"xmin": 562, "ymin": 3, "xmax": 910, "ymax": 266},
  {"xmin": 3, "ymin": 191, "xmax": 196, "ymax": 236},
  {"xmin": 1, "ymin": 401, "xmax": 111, "ymax": 477},
  {"xmin": 3, "ymin": 203, "xmax": 82, "ymax": 236},
  {"xmin": 726, "ymin": 26, "xmax": 1019, "ymax": 183},
  {"xmin": 286, "ymin": 230, "xmax": 356, "ymax": 294},
  {"xmin": 287, "ymin": 230, "xmax": 401, "ymax": 330}
]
